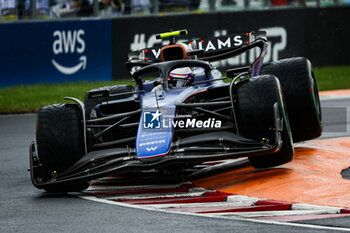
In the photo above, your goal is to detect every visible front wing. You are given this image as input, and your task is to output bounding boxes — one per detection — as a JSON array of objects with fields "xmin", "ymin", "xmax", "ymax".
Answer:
[{"xmin": 29, "ymin": 104, "xmax": 283, "ymax": 190}]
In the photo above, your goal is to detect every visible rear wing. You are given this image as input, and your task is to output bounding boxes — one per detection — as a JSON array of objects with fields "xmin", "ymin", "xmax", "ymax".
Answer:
[
  {"xmin": 193, "ymin": 31, "xmax": 266, "ymax": 59},
  {"xmin": 126, "ymin": 31, "xmax": 267, "ymax": 73}
]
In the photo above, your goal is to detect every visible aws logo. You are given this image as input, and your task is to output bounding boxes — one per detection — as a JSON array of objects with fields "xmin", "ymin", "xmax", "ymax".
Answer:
[{"xmin": 52, "ymin": 30, "xmax": 87, "ymax": 75}]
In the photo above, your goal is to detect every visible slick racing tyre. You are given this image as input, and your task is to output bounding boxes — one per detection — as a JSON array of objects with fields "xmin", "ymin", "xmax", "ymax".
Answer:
[
  {"xmin": 84, "ymin": 85, "xmax": 134, "ymax": 119},
  {"xmin": 36, "ymin": 103, "xmax": 88, "ymax": 192},
  {"xmin": 236, "ymin": 74, "xmax": 294, "ymax": 169},
  {"xmin": 261, "ymin": 57, "xmax": 322, "ymax": 142}
]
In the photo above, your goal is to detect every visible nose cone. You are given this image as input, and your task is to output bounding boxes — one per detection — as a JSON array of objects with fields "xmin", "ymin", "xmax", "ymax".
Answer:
[{"xmin": 136, "ymin": 106, "xmax": 176, "ymax": 162}]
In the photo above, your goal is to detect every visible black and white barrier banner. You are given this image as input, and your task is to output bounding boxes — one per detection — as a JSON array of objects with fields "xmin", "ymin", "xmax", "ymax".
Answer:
[{"xmin": 111, "ymin": 6, "xmax": 350, "ymax": 79}]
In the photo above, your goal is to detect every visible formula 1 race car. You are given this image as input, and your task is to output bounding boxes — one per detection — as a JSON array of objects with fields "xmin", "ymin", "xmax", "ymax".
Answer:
[{"xmin": 29, "ymin": 29, "xmax": 322, "ymax": 192}]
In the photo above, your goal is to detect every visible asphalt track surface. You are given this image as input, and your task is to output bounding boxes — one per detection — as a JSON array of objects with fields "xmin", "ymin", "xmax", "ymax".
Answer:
[{"xmin": 1, "ymin": 97, "xmax": 350, "ymax": 233}]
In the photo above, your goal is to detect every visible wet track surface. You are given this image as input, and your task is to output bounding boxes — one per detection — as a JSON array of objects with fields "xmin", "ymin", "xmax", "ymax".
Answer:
[{"xmin": 1, "ymin": 97, "xmax": 350, "ymax": 233}]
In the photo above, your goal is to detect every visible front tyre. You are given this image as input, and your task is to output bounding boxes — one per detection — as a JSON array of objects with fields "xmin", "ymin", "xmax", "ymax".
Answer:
[
  {"xmin": 235, "ymin": 75, "xmax": 294, "ymax": 169},
  {"xmin": 36, "ymin": 103, "xmax": 88, "ymax": 192}
]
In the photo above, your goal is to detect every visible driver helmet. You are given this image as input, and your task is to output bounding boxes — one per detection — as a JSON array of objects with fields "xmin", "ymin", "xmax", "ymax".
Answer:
[{"xmin": 168, "ymin": 67, "xmax": 193, "ymax": 88}]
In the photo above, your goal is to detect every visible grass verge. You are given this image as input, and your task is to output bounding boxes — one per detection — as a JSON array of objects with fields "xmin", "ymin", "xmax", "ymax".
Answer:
[
  {"xmin": 0, "ymin": 66, "xmax": 349, "ymax": 114},
  {"xmin": 313, "ymin": 66, "xmax": 350, "ymax": 91},
  {"xmin": 0, "ymin": 80, "xmax": 134, "ymax": 114}
]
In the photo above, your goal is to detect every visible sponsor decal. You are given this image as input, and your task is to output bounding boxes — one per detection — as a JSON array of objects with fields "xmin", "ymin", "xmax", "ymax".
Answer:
[
  {"xmin": 139, "ymin": 140, "xmax": 166, "ymax": 147},
  {"xmin": 130, "ymin": 27, "xmax": 287, "ymax": 66},
  {"xmin": 143, "ymin": 110, "xmax": 162, "ymax": 129},
  {"xmin": 211, "ymin": 27, "xmax": 287, "ymax": 67},
  {"xmin": 52, "ymin": 29, "xmax": 87, "ymax": 75},
  {"xmin": 136, "ymin": 107, "xmax": 175, "ymax": 158},
  {"xmin": 146, "ymin": 146, "xmax": 158, "ymax": 152},
  {"xmin": 143, "ymin": 109, "xmax": 222, "ymax": 130},
  {"xmin": 162, "ymin": 118, "xmax": 222, "ymax": 129},
  {"xmin": 196, "ymin": 35, "xmax": 244, "ymax": 51}
]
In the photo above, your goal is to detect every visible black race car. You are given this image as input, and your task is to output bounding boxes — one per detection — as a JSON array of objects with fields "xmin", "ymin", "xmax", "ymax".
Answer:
[{"xmin": 30, "ymin": 30, "xmax": 322, "ymax": 192}]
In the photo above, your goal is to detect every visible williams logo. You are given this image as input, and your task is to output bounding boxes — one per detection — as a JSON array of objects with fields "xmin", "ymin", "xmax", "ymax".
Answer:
[
  {"xmin": 143, "ymin": 110, "xmax": 162, "ymax": 129},
  {"xmin": 146, "ymin": 146, "xmax": 158, "ymax": 152},
  {"xmin": 52, "ymin": 30, "xmax": 87, "ymax": 75}
]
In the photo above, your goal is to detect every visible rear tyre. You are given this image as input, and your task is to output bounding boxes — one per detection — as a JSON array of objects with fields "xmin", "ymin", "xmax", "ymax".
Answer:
[
  {"xmin": 235, "ymin": 75, "xmax": 294, "ymax": 169},
  {"xmin": 261, "ymin": 57, "xmax": 322, "ymax": 142},
  {"xmin": 36, "ymin": 103, "xmax": 88, "ymax": 192}
]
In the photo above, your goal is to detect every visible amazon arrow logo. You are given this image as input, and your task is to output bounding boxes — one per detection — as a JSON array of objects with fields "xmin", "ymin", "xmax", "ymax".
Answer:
[
  {"xmin": 52, "ymin": 29, "xmax": 87, "ymax": 75},
  {"xmin": 52, "ymin": 56, "xmax": 87, "ymax": 75}
]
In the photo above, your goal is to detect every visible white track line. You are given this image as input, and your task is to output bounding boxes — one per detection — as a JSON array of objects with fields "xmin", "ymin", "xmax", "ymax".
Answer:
[
  {"xmin": 105, "ymin": 191, "xmax": 207, "ymax": 200},
  {"xmin": 209, "ymin": 210, "xmax": 339, "ymax": 218},
  {"xmin": 86, "ymin": 182, "xmax": 191, "ymax": 191},
  {"xmin": 140, "ymin": 195, "xmax": 259, "ymax": 209},
  {"xmin": 292, "ymin": 203, "xmax": 341, "ymax": 212},
  {"xmin": 77, "ymin": 195, "xmax": 350, "ymax": 232},
  {"xmin": 141, "ymin": 201, "xmax": 256, "ymax": 209}
]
